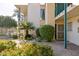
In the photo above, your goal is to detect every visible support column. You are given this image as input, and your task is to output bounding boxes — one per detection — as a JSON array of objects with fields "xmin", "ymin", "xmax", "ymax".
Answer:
[
  {"xmin": 45, "ymin": 4, "xmax": 48, "ymax": 24},
  {"xmin": 45, "ymin": 3, "xmax": 55, "ymax": 26},
  {"xmin": 28, "ymin": 3, "xmax": 40, "ymax": 28},
  {"xmin": 64, "ymin": 3, "xmax": 67, "ymax": 48}
]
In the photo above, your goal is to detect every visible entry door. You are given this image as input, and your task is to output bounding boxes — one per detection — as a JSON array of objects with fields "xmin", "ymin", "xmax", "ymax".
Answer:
[{"xmin": 57, "ymin": 24, "xmax": 64, "ymax": 40}]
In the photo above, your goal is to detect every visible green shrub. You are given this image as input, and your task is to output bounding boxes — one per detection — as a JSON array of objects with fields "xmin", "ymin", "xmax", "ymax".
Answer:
[
  {"xmin": 0, "ymin": 48, "xmax": 21, "ymax": 56},
  {"xmin": 36, "ymin": 28, "xmax": 40, "ymax": 37},
  {"xmin": 0, "ymin": 40, "xmax": 16, "ymax": 52},
  {"xmin": 20, "ymin": 43, "xmax": 53, "ymax": 56},
  {"xmin": 12, "ymin": 35, "xmax": 17, "ymax": 39},
  {"xmin": 0, "ymin": 33, "xmax": 6, "ymax": 36},
  {"xmin": 4, "ymin": 41, "xmax": 16, "ymax": 49},
  {"xmin": 0, "ymin": 44, "xmax": 6, "ymax": 52},
  {"xmin": 39, "ymin": 25, "xmax": 54, "ymax": 42},
  {"xmin": 0, "ymin": 42, "xmax": 53, "ymax": 56}
]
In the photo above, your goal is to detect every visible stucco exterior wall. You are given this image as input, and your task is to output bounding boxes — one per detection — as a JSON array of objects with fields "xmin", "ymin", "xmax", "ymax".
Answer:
[
  {"xmin": 55, "ymin": 16, "xmax": 79, "ymax": 45},
  {"xmin": 45, "ymin": 3, "xmax": 55, "ymax": 27},
  {"xmin": 40, "ymin": 20, "xmax": 45, "ymax": 26},
  {"xmin": 28, "ymin": 3, "xmax": 40, "ymax": 28},
  {"xmin": 67, "ymin": 16, "xmax": 79, "ymax": 45}
]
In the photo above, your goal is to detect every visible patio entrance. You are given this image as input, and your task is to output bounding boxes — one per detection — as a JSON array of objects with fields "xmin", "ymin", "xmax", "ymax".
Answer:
[{"xmin": 55, "ymin": 24, "xmax": 64, "ymax": 40}]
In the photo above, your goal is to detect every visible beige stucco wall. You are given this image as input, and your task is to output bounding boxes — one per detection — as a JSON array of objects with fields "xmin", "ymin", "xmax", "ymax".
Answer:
[{"xmin": 45, "ymin": 3, "xmax": 55, "ymax": 27}]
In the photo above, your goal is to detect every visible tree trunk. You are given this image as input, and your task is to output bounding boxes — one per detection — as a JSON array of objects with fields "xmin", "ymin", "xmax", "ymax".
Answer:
[
  {"xmin": 25, "ymin": 29, "xmax": 28, "ymax": 39},
  {"xmin": 26, "ymin": 29, "xmax": 28, "ymax": 36}
]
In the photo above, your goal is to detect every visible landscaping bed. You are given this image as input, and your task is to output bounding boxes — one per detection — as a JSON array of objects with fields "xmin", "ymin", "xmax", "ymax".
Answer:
[{"xmin": 0, "ymin": 40, "xmax": 53, "ymax": 56}]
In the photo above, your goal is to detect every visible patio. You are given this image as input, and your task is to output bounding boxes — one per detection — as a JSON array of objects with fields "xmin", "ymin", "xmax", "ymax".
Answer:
[{"xmin": 37, "ymin": 41, "xmax": 79, "ymax": 56}]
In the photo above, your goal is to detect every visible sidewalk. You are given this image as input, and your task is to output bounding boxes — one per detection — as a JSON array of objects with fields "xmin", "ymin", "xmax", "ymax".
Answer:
[{"xmin": 37, "ymin": 41, "xmax": 79, "ymax": 56}]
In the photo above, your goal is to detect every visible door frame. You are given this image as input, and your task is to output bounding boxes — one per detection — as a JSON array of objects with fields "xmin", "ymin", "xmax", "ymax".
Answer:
[{"xmin": 56, "ymin": 24, "xmax": 64, "ymax": 40}]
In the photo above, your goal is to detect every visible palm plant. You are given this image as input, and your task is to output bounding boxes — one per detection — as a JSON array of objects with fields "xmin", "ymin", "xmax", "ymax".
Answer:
[{"xmin": 20, "ymin": 20, "xmax": 35, "ymax": 38}]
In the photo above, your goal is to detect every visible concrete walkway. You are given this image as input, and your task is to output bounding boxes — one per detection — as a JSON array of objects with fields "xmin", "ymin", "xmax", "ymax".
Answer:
[
  {"xmin": 37, "ymin": 41, "xmax": 79, "ymax": 56},
  {"xmin": 0, "ymin": 36, "xmax": 13, "ymax": 40}
]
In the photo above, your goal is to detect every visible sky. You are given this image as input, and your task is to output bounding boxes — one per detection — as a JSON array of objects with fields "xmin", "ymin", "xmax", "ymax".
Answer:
[
  {"xmin": 0, "ymin": 0, "xmax": 45, "ymax": 21},
  {"xmin": 0, "ymin": 0, "xmax": 29, "ymax": 21},
  {"xmin": 0, "ymin": 0, "xmax": 78, "ymax": 16},
  {"xmin": 0, "ymin": 0, "xmax": 45, "ymax": 16},
  {"xmin": 0, "ymin": 3, "xmax": 16, "ymax": 16}
]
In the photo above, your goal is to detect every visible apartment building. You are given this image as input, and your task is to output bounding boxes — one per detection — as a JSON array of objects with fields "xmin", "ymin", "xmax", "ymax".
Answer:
[
  {"xmin": 15, "ymin": 3, "xmax": 79, "ymax": 46},
  {"xmin": 16, "ymin": 4, "xmax": 41, "ymax": 28},
  {"xmin": 55, "ymin": 3, "xmax": 79, "ymax": 46}
]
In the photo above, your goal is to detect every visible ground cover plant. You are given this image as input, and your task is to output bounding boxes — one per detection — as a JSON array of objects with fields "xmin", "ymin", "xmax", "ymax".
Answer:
[{"xmin": 0, "ymin": 40, "xmax": 53, "ymax": 56}]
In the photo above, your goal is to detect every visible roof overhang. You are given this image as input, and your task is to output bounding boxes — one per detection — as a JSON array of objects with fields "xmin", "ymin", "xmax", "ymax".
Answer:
[{"xmin": 55, "ymin": 5, "xmax": 77, "ymax": 20}]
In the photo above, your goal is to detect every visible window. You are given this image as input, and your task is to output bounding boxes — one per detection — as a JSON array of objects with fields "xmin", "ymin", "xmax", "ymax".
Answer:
[
  {"xmin": 40, "ymin": 9, "xmax": 45, "ymax": 20},
  {"xmin": 68, "ymin": 22, "xmax": 72, "ymax": 31}
]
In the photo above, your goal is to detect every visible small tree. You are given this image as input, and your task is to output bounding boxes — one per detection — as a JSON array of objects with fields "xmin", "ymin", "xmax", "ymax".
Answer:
[
  {"xmin": 36, "ymin": 28, "xmax": 40, "ymax": 37},
  {"xmin": 20, "ymin": 20, "xmax": 35, "ymax": 39}
]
